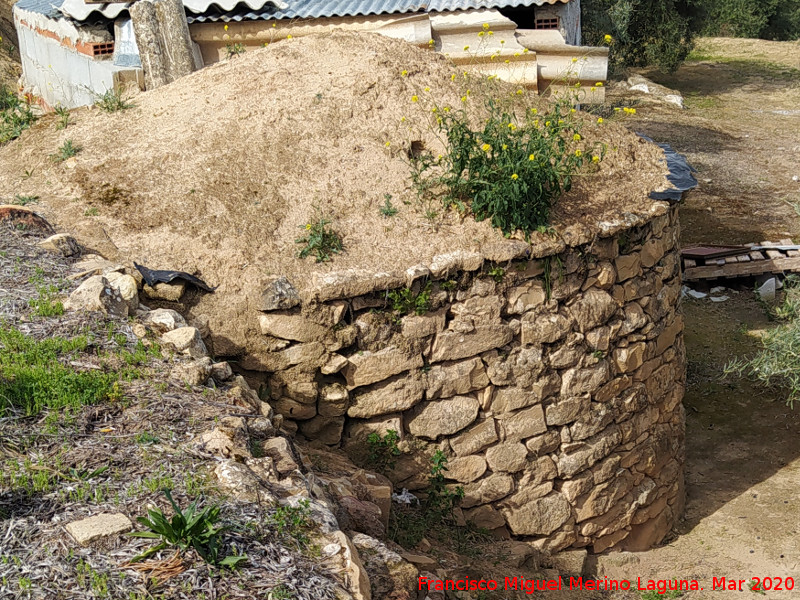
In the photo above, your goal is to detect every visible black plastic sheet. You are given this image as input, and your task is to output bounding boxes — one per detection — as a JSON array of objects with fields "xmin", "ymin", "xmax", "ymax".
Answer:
[
  {"xmin": 133, "ymin": 262, "xmax": 216, "ymax": 292},
  {"xmin": 638, "ymin": 134, "xmax": 698, "ymax": 202}
]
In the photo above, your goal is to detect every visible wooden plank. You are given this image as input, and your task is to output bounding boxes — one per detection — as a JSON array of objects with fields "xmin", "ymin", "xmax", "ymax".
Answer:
[
  {"xmin": 684, "ymin": 256, "xmax": 800, "ymax": 280},
  {"xmin": 736, "ymin": 254, "xmax": 751, "ymax": 262},
  {"xmin": 780, "ymin": 238, "xmax": 794, "ymax": 245},
  {"xmin": 750, "ymin": 251, "xmax": 766, "ymax": 261},
  {"xmin": 724, "ymin": 256, "xmax": 738, "ymax": 263},
  {"xmin": 683, "ymin": 258, "xmax": 697, "ymax": 268},
  {"xmin": 788, "ymin": 250, "xmax": 800, "ymax": 257},
  {"xmin": 766, "ymin": 250, "xmax": 784, "ymax": 259}
]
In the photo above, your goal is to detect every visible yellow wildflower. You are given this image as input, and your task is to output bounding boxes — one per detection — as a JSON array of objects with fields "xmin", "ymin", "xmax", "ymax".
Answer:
[
  {"xmin": 558, "ymin": 119, "xmax": 564, "ymax": 124},
  {"xmin": 488, "ymin": 31, "xmax": 494, "ymax": 35},
  {"xmin": 531, "ymin": 108, "xmax": 538, "ymax": 114},
  {"xmin": 592, "ymin": 155, "xmax": 600, "ymax": 163},
  {"xmin": 385, "ymin": 142, "xmax": 391, "ymax": 147},
  {"xmin": 604, "ymin": 34, "xmax": 613, "ymax": 44},
  {"xmin": 502, "ymin": 144, "xmax": 508, "ymax": 150},
  {"xmin": 630, "ymin": 108, "xmax": 637, "ymax": 114},
  {"xmin": 573, "ymin": 133, "xmax": 581, "ymax": 141},
  {"xmin": 287, "ymin": 34, "xmax": 293, "ymax": 40},
  {"xmin": 545, "ymin": 120, "xmax": 551, "ymax": 126},
  {"xmin": 429, "ymin": 39, "xmax": 435, "ymax": 46},
  {"xmin": 500, "ymin": 40, "xmax": 505, "ymax": 44},
  {"xmin": 443, "ymin": 107, "xmax": 450, "ymax": 112},
  {"xmin": 401, "ymin": 116, "xmax": 406, "ymax": 122},
  {"xmin": 597, "ymin": 117, "xmax": 604, "ymax": 124},
  {"xmin": 529, "ymin": 154, "xmax": 535, "ymax": 161},
  {"xmin": 511, "ymin": 173, "xmax": 519, "ymax": 180},
  {"xmin": 272, "ymin": 23, "xmax": 276, "ymax": 27},
  {"xmin": 461, "ymin": 95, "xmax": 468, "ymax": 102},
  {"xmin": 424, "ymin": 86, "xmax": 430, "ymax": 92},
  {"xmin": 590, "ymin": 86, "xmax": 596, "ymax": 92},
  {"xmin": 505, "ymin": 60, "xmax": 510, "ymax": 64},
  {"xmin": 570, "ymin": 108, "xmax": 576, "ymax": 113},
  {"xmin": 464, "ymin": 45, "xmax": 470, "ymax": 51},
  {"xmin": 523, "ymin": 48, "xmax": 529, "ymax": 53},
  {"xmin": 224, "ymin": 24, "xmax": 228, "ymax": 31},
  {"xmin": 596, "ymin": 82, "xmax": 604, "ymax": 87},
  {"xmin": 571, "ymin": 57, "xmax": 578, "ymax": 63},
  {"xmin": 482, "ymin": 143, "xmax": 492, "ymax": 152},
  {"xmin": 516, "ymin": 89, "xmax": 523, "ymax": 95},
  {"xmin": 305, "ymin": 223, "xmax": 312, "ymax": 230},
  {"xmin": 401, "ymin": 70, "xmax": 408, "ymax": 77},
  {"xmin": 451, "ymin": 73, "xmax": 456, "ymax": 81},
  {"xmin": 411, "ymin": 95, "xmax": 418, "ymax": 102},
  {"xmin": 575, "ymin": 150, "xmax": 582, "ymax": 157},
  {"xmin": 614, "ymin": 107, "xmax": 621, "ymax": 112},
  {"xmin": 483, "ymin": 23, "xmax": 490, "ymax": 30},
  {"xmin": 478, "ymin": 31, "xmax": 485, "ymax": 37},
  {"xmin": 432, "ymin": 107, "xmax": 437, "ymax": 113}
]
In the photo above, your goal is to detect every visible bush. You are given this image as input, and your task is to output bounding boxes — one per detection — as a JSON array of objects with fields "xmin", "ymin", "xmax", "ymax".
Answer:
[
  {"xmin": 0, "ymin": 84, "xmax": 37, "ymax": 145},
  {"xmin": 411, "ymin": 96, "xmax": 600, "ymax": 236},
  {"xmin": 582, "ymin": 0, "xmax": 694, "ymax": 73},
  {"xmin": 691, "ymin": 0, "xmax": 800, "ymax": 41}
]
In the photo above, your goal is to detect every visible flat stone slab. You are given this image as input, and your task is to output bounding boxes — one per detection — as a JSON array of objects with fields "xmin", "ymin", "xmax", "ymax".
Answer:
[{"xmin": 65, "ymin": 513, "xmax": 133, "ymax": 545}]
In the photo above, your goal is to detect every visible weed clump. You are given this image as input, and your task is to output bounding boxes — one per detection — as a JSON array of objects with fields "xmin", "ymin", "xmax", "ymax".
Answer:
[
  {"xmin": 96, "ymin": 88, "xmax": 134, "ymax": 113},
  {"xmin": 411, "ymin": 95, "xmax": 602, "ymax": 237},
  {"xmin": 295, "ymin": 217, "xmax": 343, "ymax": 262},
  {"xmin": 0, "ymin": 84, "xmax": 37, "ymax": 145},
  {"xmin": 366, "ymin": 429, "xmax": 401, "ymax": 473}
]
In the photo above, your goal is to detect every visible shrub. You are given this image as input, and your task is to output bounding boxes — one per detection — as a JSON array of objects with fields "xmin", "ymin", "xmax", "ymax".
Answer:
[
  {"xmin": 388, "ymin": 282, "xmax": 432, "ymax": 316},
  {"xmin": 582, "ymin": 0, "xmax": 694, "ymax": 73},
  {"xmin": 366, "ymin": 429, "xmax": 401, "ymax": 473},
  {"xmin": 96, "ymin": 88, "xmax": 134, "ymax": 113},
  {"xmin": 411, "ymin": 96, "xmax": 600, "ymax": 236}
]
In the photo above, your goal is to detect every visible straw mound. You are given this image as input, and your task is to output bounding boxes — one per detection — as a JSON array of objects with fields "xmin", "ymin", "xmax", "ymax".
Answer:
[{"xmin": 0, "ymin": 32, "xmax": 668, "ymax": 356}]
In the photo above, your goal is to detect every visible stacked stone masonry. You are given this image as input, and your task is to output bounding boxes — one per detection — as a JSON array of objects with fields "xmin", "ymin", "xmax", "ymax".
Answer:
[{"xmin": 250, "ymin": 203, "xmax": 686, "ymax": 554}]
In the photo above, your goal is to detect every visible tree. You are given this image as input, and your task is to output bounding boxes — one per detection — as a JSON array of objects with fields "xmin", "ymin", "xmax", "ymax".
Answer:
[{"xmin": 583, "ymin": 0, "xmax": 695, "ymax": 73}]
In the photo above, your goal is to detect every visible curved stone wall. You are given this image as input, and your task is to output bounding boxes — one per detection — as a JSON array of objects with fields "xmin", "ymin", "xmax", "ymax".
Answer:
[{"xmin": 250, "ymin": 201, "xmax": 685, "ymax": 554}]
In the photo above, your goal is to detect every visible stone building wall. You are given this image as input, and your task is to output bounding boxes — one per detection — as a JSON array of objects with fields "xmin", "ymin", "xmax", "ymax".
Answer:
[{"xmin": 249, "ymin": 201, "xmax": 686, "ymax": 554}]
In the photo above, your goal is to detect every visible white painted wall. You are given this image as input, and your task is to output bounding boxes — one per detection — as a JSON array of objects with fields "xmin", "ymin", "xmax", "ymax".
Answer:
[{"xmin": 14, "ymin": 7, "xmax": 132, "ymax": 108}]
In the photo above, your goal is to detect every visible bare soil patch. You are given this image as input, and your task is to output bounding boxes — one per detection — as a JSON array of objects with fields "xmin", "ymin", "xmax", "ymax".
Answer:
[{"xmin": 0, "ymin": 32, "xmax": 668, "ymax": 357}]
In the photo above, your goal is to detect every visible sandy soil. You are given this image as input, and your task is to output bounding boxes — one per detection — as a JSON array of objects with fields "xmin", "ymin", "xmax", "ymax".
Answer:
[
  {"xmin": 597, "ymin": 37, "xmax": 800, "ymax": 598},
  {"xmin": 0, "ymin": 32, "xmax": 667, "ymax": 357}
]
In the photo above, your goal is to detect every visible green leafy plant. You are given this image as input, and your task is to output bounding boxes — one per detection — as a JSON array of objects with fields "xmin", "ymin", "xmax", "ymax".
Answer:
[
  {"xmin": 295, "ymin": 217, "xmax": 343, "ymax": 262},
  {"xmin": 411, "ymin": 96, "xmax": 601, "ymax": 237},
  {"xmin": 268, "ymin": 499, "xmax": 313, "ymax": 546},
  {"xmin": 96, "ymin": 88, "xmax": 133, "ymax": 112},
  {"xmin": 366, "ymin": 429, "xmax": 401, "ymax": 473},
  {"xmin": 12, "ymin": 194, "xmax": 38, "ymax": 205},
  {"xmin": 225, "ymin": 42, "xmax": 246, "ymax": 58},
  {"xmin": 130, "ymin": 489, "xmax": 247, "ymax": 567},
  {"xmin": 52, "ymin": 139, "xmax": 81, "ymax": 163},
  {"xmin": 379, "ymin": 194, "xmax": 398, "ymax": 217},
  {"xmin": 28, "ymin": 284, "xmax": 64, "ymax": 317},
  {"xmin": 54, "ymin": 105, "xmax": 70, "ymax": 130},
  {"xmin": 388, "ymin": 282, "xmax": 431, "ymax": 316},
  {"xmin": 487, "ymin": 265, "xmax": 505, "ymax": 282},
  {"xmin": 0, "ymin": 84, "xmax": 37, "ymax": 145}
]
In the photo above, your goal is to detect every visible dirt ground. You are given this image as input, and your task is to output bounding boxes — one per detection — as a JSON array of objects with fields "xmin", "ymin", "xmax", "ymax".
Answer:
[
  {"xmin": 597, "ymin": 37, "xmax": 800, "ymax": 598},
  {"xmin": 0, "ymin": 32, "xmax": 667, "ymax": 357}
]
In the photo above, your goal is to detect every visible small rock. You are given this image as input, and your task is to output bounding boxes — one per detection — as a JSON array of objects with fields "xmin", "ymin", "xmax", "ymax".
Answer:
[
  {"xmin": 105, "ymin": 272, "xmax": 139, "ymax": 312},
  {"xmin": 161, "ymin": 327, "xmax": 208, "ymax": 358},
  {"xmin": 260, "ymin": 276, "xmax": 300, "ymax": 310},
  {"xmin": 66, "ymin": 513, "xmax": 132, "ymax": 545},
  {"xmin": 64, "ymin": 275, "xmax": 127, "ymax": 317},
  {"xmin": 38, "ymin": 233, "xmax": 79, "ymax": 257},
  {"xmin": 143, "ymin": 281, "xmax": 185, "ymax": 301},
  {"xmin": 170, "ymin": 357, "xmax": 212, "ymax": 386},
  {"xmin": 142, "ymin": 308, "xmax": 187, "ymax": 333},
  {"xmin": 210, "ymin": 361, "xmax": 233, "ymax": 381},
  {"xmin": 400, "ymin": 552, "xmax": 438, "ymax": 568}
]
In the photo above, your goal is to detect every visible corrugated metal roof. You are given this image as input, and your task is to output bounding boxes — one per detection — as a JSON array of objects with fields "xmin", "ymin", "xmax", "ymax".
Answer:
[
  {"xmin": 31, "ymin": 0, "xmax": 558, "ymax": 24},
  {"xmin": 15, "ymin": 0, "xmax": 66, "ymax": 20},
  {"xmin": 188, "ymin": 0, "xmax": 565, "ymax": 23}
]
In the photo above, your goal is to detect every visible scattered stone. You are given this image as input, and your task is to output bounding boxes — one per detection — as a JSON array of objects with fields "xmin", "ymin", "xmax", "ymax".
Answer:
[
  {"xmin": 210, "ymin": 361, "xmax": 233, "ymax": 381},
  {"xmin": 142, "ymin": 308, "xmax": 187, "ymax": 332},
  {"xmin": 259, "ymin": 276, "xmax": 301, "ymax": 310},
  {"xmin": 170, "ymin": 356, "xmax": 212, "ymax": 386},
  {"xmin": 64, "ymin": 275, "xmax": 127, "ymax": 317},
  {"xmin": 161, "ymin": 326, "xmax": 208, "ymax": 358},
  {"xmin": 38, "ymin": 233, "xmax": 79, "ymax": 257},
  {"xmin": 143, "ymin": 281, "xmax": 186, "ymax": 301},
  {"xmin": 66, "ymin": 513, "xmax": 132, "ymax": 545},
  {"xmin": 105, "ymin": 271, "xmax": 139, "ymax": 312}
]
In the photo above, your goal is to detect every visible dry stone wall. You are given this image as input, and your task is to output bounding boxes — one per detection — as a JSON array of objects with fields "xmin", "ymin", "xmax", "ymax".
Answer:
[{"xmin": 250, "ymin": 201, "xmax": 686, "ymax": 554}]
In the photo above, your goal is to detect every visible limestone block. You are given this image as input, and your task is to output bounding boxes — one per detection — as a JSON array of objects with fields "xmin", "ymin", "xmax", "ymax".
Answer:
[
  {"xmin": 258, "ymin": 312, "xmax": 327, "ymax": 342},
  {"xmin": 142, "ymin": 307, "xmax": 186, "ymax": 332},
  {"xmin": 594, "ymin": 261, "xmax": 616, "ymax": 289},
  {"xmin": 521, "ymin": 310, "xmax": 572, "ymax": 344},
  {"xmin": 261, "ymin": 437, "xmax": 300, "ymax": 475},
  {"xmin": 619, "ymin": 510, "xmax": 670, "ymax": 551},
  {"xmin": 545, "ymin": 395, "xmax": 590, "ymax": 426},
  {"xmin": 38, "ymin": 233, "xmax": 79, "ymax": 257},
  {"xmin": 547, "ymin": 336, "xmax": 586, "ymax": 369},
  {"xmin": 343, "ymin": 346, "xmax": 424, "ymax": 388},
  {"xmin": 446, "ymin": 455, "xmax": 487, "ymax": 483},
  {"xmin": 299, "ymin": 415, "xmax": 345, "ymax": 445},
  {"xmin": 491, "ymin": 373, "xmax": 560, "ymax": 413},
  {"xmin": 274, "ymin": 397, "xmax": 316, "ymax": 420},
  {"xmin": 595, "ymin": 375, "xmax": 632, "ymax": 403},
  {"xmin": 407, "ymin": 395, "xmax": 479, "ymax": 439},
  {"xmin": 401, "ymin": 309, "xmax": 446, "ymax": 339},
  {"xmin": 460, "ymin": 472, "xmax": 515, "ymax": 508},
  {"xmin": 450, "ymin": 419, "xmax": 498, "ymax": 456},
  {"xmin": 161, "ymin": 326, "xmax": 207, "ymax": 358},
  {"xmin": 593, "ymin": 237, "xmax": 618, "ymax": 260},
  {"xmin": 524, "ymin": 430, "xmax": 560, "ymax": 456},
  {"xmin": 143, "ymin": 281, "xmax": 185, "ymax": 301},
  {"xmin": 322, "ymin": 353, "xmax": 348, "ymax": 374},
  {"xmin": 483, "ymin": 347, "xmax": 545, "ymax": 388},
  {"xmin": 464, "ymin": 505, "xmax": 506, "ymax": 530},
  {"xmin": 66, "ymin": 513, "xmax": 132, "ymax": 545},
  {"xmin": 640, "ymin": 237, "xmax": 665, "ymax": 268},
  {"xmin": 482, "ymin": 239, "xmax": 530, "ymax": 262},
  {"xmin": 425, "ymin": 357, "xmax": 489, "ymax": 400},
  {"xmin": 307, "ymin": 269, "xmax": 405, "ymax": 303},
  {"xmin": 104, "ymin": 272, "xmax": 139, "ymax": 312},
  {"xmin": 498, "ymin": 404, "xmax": 547, "ymax": 441},
  {"xmin": 430, "ymin": 324, "xmax": 514, "ymax": 363},
  {"xmin": 655, "ymin": 315, "xmax": 683, "ymax": 356},
  {"xmin": 559, "ymin": 471, "xmax": 593, "ymax": 503},
  {"xmin": 618, "ymin": 303, "xmax": 648, "ymax": 336},
  {"xmin": 428, "ymin": 250, "xmax": 483, "ymax": 278},
  {"xmin": 501, "ymin": 491, "xmax": 571, "ymax": 536},
  {"xmin": 568, "ymin": 289, "xmax": 617, "ymax": 333},
  {"xmin": 170, "ymin": 357, "xmax": 212, "ymax": 386},
  {"xmin": 259, "ymin": 276, "xmax": 300, "ymax": 310},
  {"xmin": 348, "ymin": 376, "xmax": 424, "ymax": 418},
  {"xmin": 210, "ymin": 361, "xmax": 233, "ymax": 381},
  {"xmin": 65, "ymin": 275, "xmax": 127, "ymax": 317},
  {"xmin": 614, "ymin": 253, "xmax": 641, "ymax": 282},
  {"xmin": 585, "ymin": 326, "xmax": 611, "ymax": 352},
  {"xmin": 561, "ymin": 362, "xmax": 610, "ymax": 397},
  {"xmin": 450, "ymin": 295, "xmax": 504, "ymax": 328},
  {"xmin": 486, "ymin": 442, "xmax": 528, "ymax": 473},
  {"xmin": 319, "ymin": 383, "xmax": 349, "ymax": 417},
  {"xmin": 592, "ymin": 526, "xmax": 630, "ymax": 553},
  {"xmin": 506, "ymin": 280, "xmax": 546, "ymax": 314},
  {"xmin": 556, "ymin": 425, "xmax": 622, "ymax": 477},
  {"xmin": 570, "ymin": 403, "xmax": 615, "ymax": 441}
]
